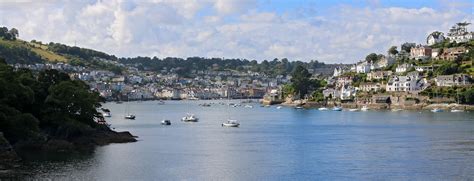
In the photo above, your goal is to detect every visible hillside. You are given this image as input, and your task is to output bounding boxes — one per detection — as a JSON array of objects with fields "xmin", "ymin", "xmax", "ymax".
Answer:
[{"xmin": 0, "ymin": 39, "xmax": 67, "ymax": 63}]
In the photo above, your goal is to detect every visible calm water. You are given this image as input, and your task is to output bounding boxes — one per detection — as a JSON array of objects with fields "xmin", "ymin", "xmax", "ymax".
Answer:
[{"xmin": 24, "ymin": 100, "xmax": 474, "ymax": 180}]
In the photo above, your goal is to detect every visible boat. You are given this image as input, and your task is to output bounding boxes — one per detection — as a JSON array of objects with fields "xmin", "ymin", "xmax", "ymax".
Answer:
[
  {"xmin": 123, "ymin": 95, "xmax": 136, "ymax": 120},
  {"xmin": 450, "ymin": 109, "xmax": 464, "ymax": 112},
  {"xmin": 360, "ymin": 106, "xmax": 369, "ymax": 111},
  {"xmin": 161, "ymin": 120, "xmax": 171, "ymax": 125},
  {"xmin": 182, "ymin": 114, "xmax": 199, "ymax": 122},
  {"xmin": 102, "ymin": 112, "xmax": 111, "ymax": 117},
  {"xmin": 295, "ymin": 106, "xmax": 303, "ymax": 109},
  {"xmin": 391, "ymin": 108, "xmax": 403, "ymax": 112},
  {"xmin": 276, "ymin": 106, "xmax": 282, "ymax": 109},
  {"xmin": 318, "ymin": 107, "xmax": 329, "ymax": 111},
  {"xmin": 348, "ymin": 108, "xmax": 359, "ymax": 112},
  {"xmin": 124, "ymin": 114, "xmax": 135, "ymax": 119},
  {"xmin": 244, "ymin": 104, "xmax": 253, "ymax": 108},
  {"xmin": 332, "ymin": 107, "xmax": 342, "ymax": 111},
  {"xmin": 264, "ymin": 105, "xmax": 271, "ymax": 107},
  {"xmin": 222, "ymin": 120, "xmax": 240, "ymax": 127},
  {"xmin": 431, "ymin": 108, "xmax": 443, "ymax": 112},
  {"xmin": 222, "ymin": 87, "xmax": 240, "ymax": 127}
]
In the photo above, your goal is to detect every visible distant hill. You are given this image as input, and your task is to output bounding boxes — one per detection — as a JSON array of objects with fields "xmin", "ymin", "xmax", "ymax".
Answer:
[{"xmin": 0, "ymin": 27, "xmax": 346, "ymax": 76}]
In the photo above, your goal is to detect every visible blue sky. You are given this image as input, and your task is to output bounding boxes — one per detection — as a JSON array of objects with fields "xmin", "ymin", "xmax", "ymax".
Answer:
[{"xmin": 0, "ymin": 0, "xmax": 472, "ymax": 63}]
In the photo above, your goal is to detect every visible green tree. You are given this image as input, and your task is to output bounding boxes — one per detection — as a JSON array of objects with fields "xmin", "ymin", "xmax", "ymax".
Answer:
[
  {"xmin": 365, "ymin": 53, "xmax": 378, "ymax": 63},
  {"xmin": 388, "ymin": 46, "xmax": 398, "ymax": 55},
  {"xmin": 290, "ymin": 65, "xmax": 312, "ymax": 99}
]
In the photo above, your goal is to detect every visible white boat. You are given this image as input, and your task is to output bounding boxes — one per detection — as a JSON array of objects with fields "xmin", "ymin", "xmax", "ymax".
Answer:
[
  {"xmin": 361, "ymin": 106, "xmax": 369, "ymax": 111},
  {"xmin": 332, "ymin": 107, "xmax": 342, "ymax": 111},
  {"xmin": 391, "ymin": 108, "xmax": 403, "ymax": 112},
  {"xmin": 124, "ymin": 114, "xmax": 135, "ymax": 119},
  {"xmin": 244, "ymin": 105, "xmax": 253, "ymax": 108},
  {"xmin": 295, "ymin": 106, "xmax": 304, "ymax": 109},
  {"xmin": 264, "ymin": 105, "xmax": 271, "ymax": 107},
  {"xmin": 348, "ymin": 108, "xmax": 359, "ymax": 112},
  {"xmin": 276, "ymin": 106, "xmax": 282, "ymax": 109},
  {"xmin": 318, "ymin": 107, "xmax": 329, "ymax": 111},
  {"xmin": 222, "ymin": 120, "xmax": 240, "ymax": 127},
  {"xmin": 161, "ymin": 120, "xmax": 171, "ymax": 125},
  {"xmin": 451, "ymin": 109, "xmax": 464, "ymax": 112},
  {"xmin": 102, "ymin": 112, "xmax": 111, "ymax": 117},
  {"xmin": 431, "ymin": 108, "xmax": 443, "ymax": 113},
  {"xmin": 182, "ymin": 114, "xmax": 199, "ymax": 122}
]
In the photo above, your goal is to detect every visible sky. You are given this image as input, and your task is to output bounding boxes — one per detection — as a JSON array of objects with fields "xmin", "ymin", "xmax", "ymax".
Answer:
[{"xmin": 0, "ymin": 0, "xmax": 472, "ymax": 64}]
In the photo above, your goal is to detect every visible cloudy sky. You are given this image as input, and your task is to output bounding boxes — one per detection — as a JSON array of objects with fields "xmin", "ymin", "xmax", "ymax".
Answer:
[{"xmin": 0, "ymin": 0, "xmax": 472, "ymax": 63}]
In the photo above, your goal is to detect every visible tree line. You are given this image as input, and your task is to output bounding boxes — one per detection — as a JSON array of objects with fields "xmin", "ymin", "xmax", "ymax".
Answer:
[{"xmin": 119, "ymin": 56, "xmax": 332, "ymax": 77}]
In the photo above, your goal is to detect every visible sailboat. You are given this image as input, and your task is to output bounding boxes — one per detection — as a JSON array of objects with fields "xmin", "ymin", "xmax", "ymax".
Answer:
[
  {"xmin": 360, "ymin": 105, "xmax": 369, "ymax": 111},
  {"xmin": 222, "ymin": 89, "xmax": 239, "ymax": 127},
  {"xmin": 124, "ymin": 94, "xmax": 136, "ymax": 119},
  {"xmin": 431, "ymin": 87, "xmax": 443, "ymax": 113},
  {"xmin": 451, "ymin": 92, "xmax": 464, "ymax": 112}
]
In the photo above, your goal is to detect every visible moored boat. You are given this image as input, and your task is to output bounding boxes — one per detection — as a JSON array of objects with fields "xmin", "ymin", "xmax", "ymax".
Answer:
[
  {"xmin": 361, "ymin": 106, "xmax": 369, "ymax": 111},
  {"xmin": 161, "ymin": 120, "xmax": 171, "ymax": 125},
  {"xmin": 318, "ymin": 107, "xmax": 329, "ymax": 111},
  {"xmin": 450, "ymin": 109, "xmax": 464, "ymax": 112},
  {"xmin": 125, "ymin": 114, "xmax": 136, "ymax": 119},
  {"xmin": 431, "ymin": 108, "xmax": 443, "ymax": 113},
  {"xmin": 332, "ymin": 107, "xmax": 342, "ymax": 111},
  {"xmin": 348, "ymin": 108, "xmax": 359, "ymax": 112},
  {"xmin": 222, "ymin": 120, "xmax": 240, "ymax": 127},
  {"xmin": 182, "ymin": 114, "xmax": 199, "ymax": 122}
]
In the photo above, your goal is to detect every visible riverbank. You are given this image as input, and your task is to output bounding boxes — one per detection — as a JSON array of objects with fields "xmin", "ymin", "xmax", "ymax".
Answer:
[{"xmin": 280, "ymin": 101, "xmax": 474, "ymax": 111}]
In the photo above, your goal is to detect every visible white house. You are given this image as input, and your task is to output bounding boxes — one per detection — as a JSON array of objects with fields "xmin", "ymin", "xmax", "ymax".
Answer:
[
  {"xmin": 426, "ymin": 31, "xmax": 445, "ymax": 46},
  {"xmin": 340, "ymin": 84, "xmax": 356, "ymax": 100},
  {"xmin": 356, "ymin": 61, "xmax": 371, "ymax": 73},
  {"xmin": 386, "ymin": 75, "xmax": 424, "ymax": 93},
  {"xmin": 395, "ymin": 63, "xmax": 413, "ymax": 73},
  {"xmin": 447, "ymin": 22, "xmax": 474, "ymax": 43}
]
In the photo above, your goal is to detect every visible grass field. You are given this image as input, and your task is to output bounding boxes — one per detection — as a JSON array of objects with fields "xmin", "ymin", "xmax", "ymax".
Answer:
[{"xmin": 0, "ymin": 39, "xmax": 67, "ymax": 62}]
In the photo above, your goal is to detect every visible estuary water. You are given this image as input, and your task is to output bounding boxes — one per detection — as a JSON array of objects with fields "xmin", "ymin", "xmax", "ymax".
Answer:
[{"xmin": 24, "ymin": 100, "xmax": 474, "ymax": 180}]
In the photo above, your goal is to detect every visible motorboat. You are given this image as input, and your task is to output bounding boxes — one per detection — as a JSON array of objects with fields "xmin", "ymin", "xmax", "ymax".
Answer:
[
  {"xmin": 332, "ymin": 107, "xmax": 342, "ymax": 111},
  {"xmin": 157, "ymin": 101, "xmax": 165, "ymax": 105},
  {"xmin": 295, "ymin": 106, "xmax": 304, "ymax": 109},
  {"xmin": 182, "ymin": 114, "xmax": 199, "ymax": 122},
  {"xmin": 348, "ymin": 108, "xmax": 359, "ymax": 112},
  {"xmin": 361, "ymin": 106, "xmax": 369, "ymax": 111},
  {"xmin": 102, "ymin": 112, "xmax": 111, "ymax": 117},
  {"xmin": 276, "ymin": 106, "xmax": 282, "ymax": 109},
  {"xmin": 222, "ymin": 120, "xmax": 240, "ymax": 127},
  {"xmin": 431, "ymin": 108, "xmax": 443, "ymax": 113},
  {"xmin": 391, "ymin": 108, "xmax": 403, "ymax": 112},
  {"xmin": 124, "ymin": 114, "xmax": 136, "ymax": 120},
  {"xmin": 318, "ymin": 107, "xmax": 329, "ymax": 111},
  {"xmin": 161, "ymin": 120, "xmax": 171, "ymax": 125},
  {"xmin": 450, "ymin": 109, "xmax": 464, "ymax": 112},
  {"xmin": 244, "ymin": 104, "xmax": 253, "ymax": 108}
]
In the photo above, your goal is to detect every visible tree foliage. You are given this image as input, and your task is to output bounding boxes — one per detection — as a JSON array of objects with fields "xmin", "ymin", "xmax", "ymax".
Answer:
[
  {"xmin": 290, "ymin": 65, "xmax": 312, "ymax": 99},
  {"xmin": 0, "ymin": 59, "xmax": 104, "ymax": 144}
]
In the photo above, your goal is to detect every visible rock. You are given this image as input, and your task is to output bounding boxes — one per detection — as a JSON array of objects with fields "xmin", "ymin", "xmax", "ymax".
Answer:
[{"xmin": 0, "ymin": 132, "xmax": 20, "ymax": 169}]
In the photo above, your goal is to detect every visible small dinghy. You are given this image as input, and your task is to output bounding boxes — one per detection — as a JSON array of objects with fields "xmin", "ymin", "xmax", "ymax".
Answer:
[
  {"xmin": 332, "ymin": 107, "xmax": 342, "ymax": 111},
  {"xmin": 182, "ymin": 114, "xmax": 199, "ymax": 122},
  {"xmin": 348, "ymin": 108, "xmax": 359, "ymax": 112},
  {"xmin": 360, "ymin": 106, "xmax": 369, "ymax": 111},
  {"xmin": 318, "ymin": 107, "xmax": 329, "ymax": 111},
  {"xmin": 222, "ymin": 120, "xmax": 240, "ymax": 127},
  {"xmin": 124, "ymin": 114, "xmax": 135, "ymax": 120},
  {"xmin": 450, "ymin": 109, "xmax": 464, "ymax": 112},
  {"xmin": 431, "ymin": 108, "xmax": 443, "ymax": 113},
  {"xmin": 161, "ymin": 120, "xmax": 171, "ymax": 125}
]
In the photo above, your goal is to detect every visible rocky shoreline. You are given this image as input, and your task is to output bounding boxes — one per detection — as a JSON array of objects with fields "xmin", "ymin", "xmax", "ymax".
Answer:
[
  {"xmin": 0, "ymin": 128, "xmax": 137, "ymax": 178},
  {"xmin": 282, "ymin": 101, "xmax": 474, "ymax": 111}
]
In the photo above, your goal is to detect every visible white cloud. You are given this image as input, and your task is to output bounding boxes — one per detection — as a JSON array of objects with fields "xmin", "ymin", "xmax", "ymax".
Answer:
[{"xmin": 0, "ymin": 0, "xmax": 472, "ymax": 64}]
